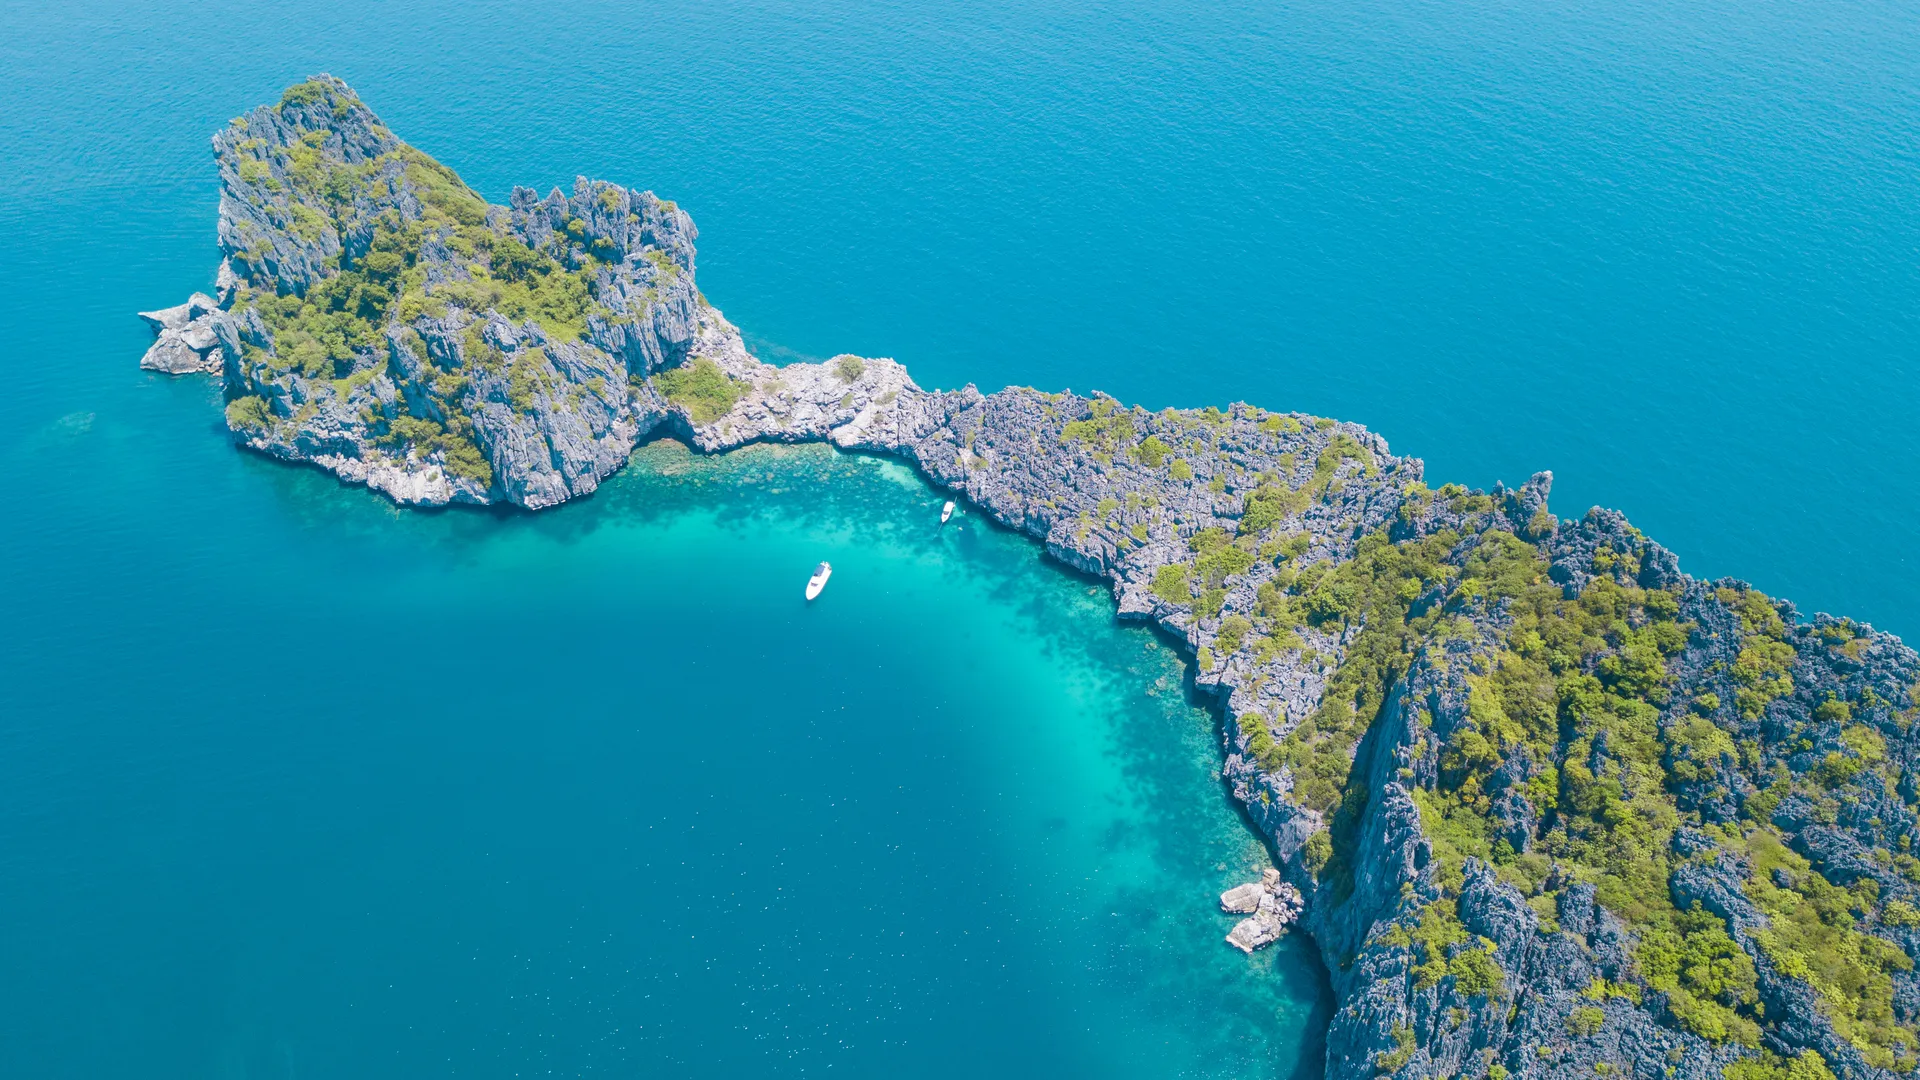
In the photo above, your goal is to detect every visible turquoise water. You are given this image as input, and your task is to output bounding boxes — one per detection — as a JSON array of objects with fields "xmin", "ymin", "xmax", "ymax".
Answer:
[
  {"xmin": 0, "ymin": 432, "xmax": 1328, "ymax": 1075},
  {"xmin": 3, "ymin": 0, "xmax": 1917, "ymax": 1075}
]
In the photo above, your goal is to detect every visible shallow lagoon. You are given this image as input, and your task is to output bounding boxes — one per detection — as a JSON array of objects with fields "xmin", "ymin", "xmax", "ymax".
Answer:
[{"xmin": 0, "ymin": 434, "xmax": 1331, "ymax": 1076}]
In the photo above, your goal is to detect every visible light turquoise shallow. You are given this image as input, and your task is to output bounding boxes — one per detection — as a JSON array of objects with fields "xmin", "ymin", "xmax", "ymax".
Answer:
[{"xmin": 1, "ymin": 0, "xmax": 1916, "ymax": 1075}]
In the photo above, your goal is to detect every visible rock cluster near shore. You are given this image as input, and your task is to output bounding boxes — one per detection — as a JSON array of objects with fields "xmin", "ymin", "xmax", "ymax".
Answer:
[
  {"xmin": 138, "ymin": 279, "xmax": 232, "ymax": 374},
  {"xmin": 1222, "ymin": 867, "xmax": 1306, "ymax": 952},
  {"xmin": 142, "ymin": 76, "xmax": 1920, "ymax": 1080}
]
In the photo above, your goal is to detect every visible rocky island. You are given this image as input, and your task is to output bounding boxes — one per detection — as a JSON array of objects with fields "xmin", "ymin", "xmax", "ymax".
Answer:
[{"xmin": 143, "ymin": 76, "xmax": 1920, "ymax": 1080}]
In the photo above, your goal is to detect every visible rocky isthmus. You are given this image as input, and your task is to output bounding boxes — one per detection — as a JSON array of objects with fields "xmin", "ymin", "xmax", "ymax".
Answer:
[{"xmin": 143, "ymin": 76, "xmax": 1920, "ymax": 1080}]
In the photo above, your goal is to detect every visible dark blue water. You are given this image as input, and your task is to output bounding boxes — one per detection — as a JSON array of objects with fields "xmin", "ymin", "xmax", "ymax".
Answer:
[{"xmin": 2, "ymin": 0, "xmax": 1916, "ymax": 1075}]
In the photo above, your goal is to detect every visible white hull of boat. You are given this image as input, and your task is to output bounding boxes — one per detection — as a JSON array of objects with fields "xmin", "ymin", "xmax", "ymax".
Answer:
[{"xmin": 805, "ymin": 561, "xmax": 832, "ymax": 601}]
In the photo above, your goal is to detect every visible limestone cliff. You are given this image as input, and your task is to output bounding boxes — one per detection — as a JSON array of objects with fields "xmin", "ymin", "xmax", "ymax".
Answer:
[{"xmin": 143, "ymin": 77, "xmax": 1920, "ymax": 1080}]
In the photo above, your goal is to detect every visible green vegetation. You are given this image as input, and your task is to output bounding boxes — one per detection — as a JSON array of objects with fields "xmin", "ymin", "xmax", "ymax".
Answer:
[
  {"xmin": 1636, "ymin": 904, "xmax": 1758, "ymax": 1045},
  {"xmin": 1374, "ymin": 1023, "xmax": 1415, "ymax": 1073},
  {"xmin": 1061, "ymin": 398, "xmax": 1135, "ymax": 458},
  {"xmin": 246, "ymin": 212, "xmax": 432, "ymax": 378},
  {"xmin": 216, "ymin": 80, "xmax": 684, "ymax": 476},
  {"xmin": 833, "ymin": 354, "xmax": 866, "ymax": 382},
  {"xmin": 278, "ymin": 78, "xmax": 333, "ymax": 109},
  {"xmin": 1732, "ymin": 829, "xmax": 1915, "ymax": 1068},
  {"xmin": 1240, "ymin": 480, "xmax": 1310, "ymax": 535},
  {"xmin": 1217, "ymin": 614, "xmax": 1252, "ymax": 657},
  {"xmin": 1309, "ymin": 433, "xmax": 1375, "ymax": 497},
  {"xmin": 373, "ymin": 403, "xmax": 492, "ymax": 486},
  {"xmin": 1219, "ymin": 489, "xmax": 1891, "ymax": 1068},
  {"xmin": 237, "ymin": 157, "xmax": 274, "ymax": 187},
  {"xmin": 1385, "ymin": 898, "xmax": 1508, "ymax": 999},
  {"xmin": 432, "ymin": 256, "xmax": 597, "ymax": 343},
  {"xmin": 225, "ymin": 395, "xmax": 273, "ymax": 432},
  {"xmin": 1324, "ymin": 519, "xmax": 1917, "ymax": 1066},
  {"xmin": 1260, "ymin": 529, "xmax": 1458, "ymax": 816},
  {"xmin": 1152, "ymin": 564, "xmax": 1192, "ymax": 606},
  {"xmin": 365, "ymin": 329, "xmax": 492, "ymax": 485},
  {"xmin": 1136, "ymin": 434, "xmax": 1172, "ymax": 467},
  {"xmin": 654, "ymin": 358, "xmax": 744, "ymax": 423},
  {"xmin": 1191, "ymin": 528, "xmax": 1256, "ymax": 594},
  {"xmin": 1726, "ymin": 1051, "xmax": 1840, "ymax": 1080},
  {"xmin": 506, "ymin": 348, "xmax": 553, "ymax": 413},
  {"xmin": 1567, "ymin": 1006, "xmax": 1606, "ymax": 1037},
  {"xmin": 1397, "ymin": 532, "xmax": 1778, "ymax": 1045}
]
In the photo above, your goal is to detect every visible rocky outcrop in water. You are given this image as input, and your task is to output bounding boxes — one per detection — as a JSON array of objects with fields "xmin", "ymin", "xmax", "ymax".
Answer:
[
  {"xmin": 138, "ymin": 284, "xmax": 231, "ymax": 374},
  {"xmin": 144, "ymin": 75, "xmax": 713, "ymax": 509},
  {"xmin": 145, "ymin": 77, "xmax": 1920, "ymax": 1080},
  {"xmin": 1223, "ymin": 867, "xmax": 1307, "ymax": 951}
]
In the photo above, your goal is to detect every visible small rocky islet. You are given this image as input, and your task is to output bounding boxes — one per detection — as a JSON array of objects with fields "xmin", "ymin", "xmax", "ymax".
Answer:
[
  {"xmin": 1222, "ymin": 867, "xmax": 1308, "ymax": 953},
  {"xmin": 142, "ymin": 76, "xmax": 1920, "ymax": 1080}
]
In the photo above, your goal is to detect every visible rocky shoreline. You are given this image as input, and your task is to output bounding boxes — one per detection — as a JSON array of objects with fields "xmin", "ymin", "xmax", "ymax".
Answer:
[
  {"xmin": 1223, "ymin": 867, "xmax": 1307, "ymax": 952},
  {"xmin": 142, "ymin": 76, "xmax": 1920, "ymax": 1080}
]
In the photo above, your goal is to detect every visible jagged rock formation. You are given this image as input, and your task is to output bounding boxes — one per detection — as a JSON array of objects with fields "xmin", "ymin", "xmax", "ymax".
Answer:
[
  {"xmin": 145, "ymin": 77, "xmax": 1920, "ymax": 1080},
  {"xmin": 138, "ymin": 285, "xmax": 230, "ymax": 373},
  {"xmin": 159, "ymin": 75, "xmax": 710, "ymax": 508},
  {"xmin": 1223, "ymin": 867, "xmax": 1307, "ymax": 952}
]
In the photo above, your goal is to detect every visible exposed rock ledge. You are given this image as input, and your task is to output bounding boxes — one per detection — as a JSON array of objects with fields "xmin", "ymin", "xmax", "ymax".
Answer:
[
  {"xmin": 140, "ymin": 76, "xmax": 1920, "ymax": 1080},
  {"xmin": 1223, "ymin": 867, "xmax": 1305, "ymax": 952},
  {"xmin": 137, "ymin": 276, "xmax": 230, "ymax": 374}
]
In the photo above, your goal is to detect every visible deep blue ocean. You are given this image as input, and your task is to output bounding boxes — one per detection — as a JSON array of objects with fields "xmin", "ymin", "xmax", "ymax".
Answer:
[{"xmin": 1, "ymin": 0, "xmax": 1916, "ymax": 1075}]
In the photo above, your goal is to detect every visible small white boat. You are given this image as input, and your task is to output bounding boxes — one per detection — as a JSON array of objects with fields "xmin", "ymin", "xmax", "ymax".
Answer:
[
  {"xmin": 805, "ymin": 561, "xmax": 833, "ymax": 601},
  {"xmin": 940, "ymin": 500, "xmax": 956, "ymax": 524}
]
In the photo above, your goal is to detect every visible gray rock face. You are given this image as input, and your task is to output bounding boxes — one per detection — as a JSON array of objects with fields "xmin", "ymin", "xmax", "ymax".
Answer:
[
  {"xmin": 1221, "ymin": 872, "xmax": 1276, "ymax": 914},
  {"xmin": 1222, "ymin": 868, "xmax": 1306, "ymax": 951},
  {"xmin": 138, "ymin": 291, "xmax": 227, "ymax": 373},
  {"xmin": 145, "ymin": 76, "xmax": 1920, "ymax": 1080},
  {"xmin": 146, "ymin": 75, "xmax": 706, "ymax": 508}
]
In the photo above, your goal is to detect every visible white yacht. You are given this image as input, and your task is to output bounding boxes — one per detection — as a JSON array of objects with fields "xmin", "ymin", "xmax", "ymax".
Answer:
[
  {"xmin": 805, "ymin": 561, "xmax": 833, "ymax": 601},
  {"xmin": 940, "ymin": 500, "xmax": 956, "ymax": 524}
]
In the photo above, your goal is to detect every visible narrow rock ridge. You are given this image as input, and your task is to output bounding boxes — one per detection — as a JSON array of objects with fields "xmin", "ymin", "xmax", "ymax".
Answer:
[{"xmin": 141, "ymin": 76, "xmax": 1920, "ymax": 1080}]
